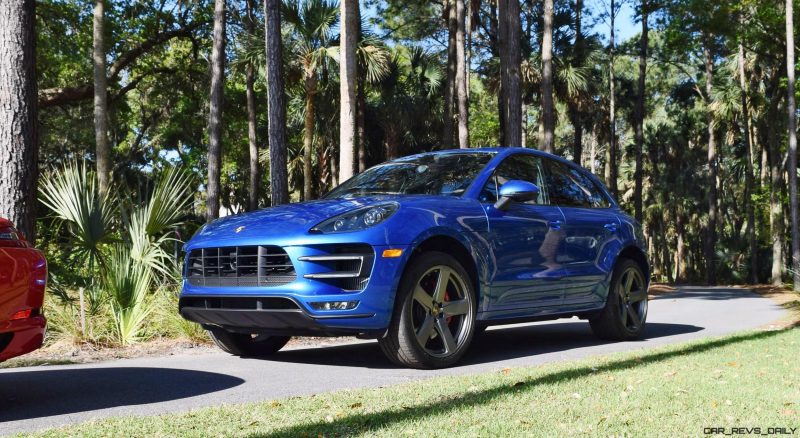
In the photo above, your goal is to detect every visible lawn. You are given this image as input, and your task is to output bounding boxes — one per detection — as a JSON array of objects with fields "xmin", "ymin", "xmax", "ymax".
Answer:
[{"xmin": 27, "ymin": 327, "xmax": 800, "ymax": 437}]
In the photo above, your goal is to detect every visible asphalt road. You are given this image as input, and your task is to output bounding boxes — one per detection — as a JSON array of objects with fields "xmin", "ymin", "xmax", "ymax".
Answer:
[{"xmin": 0, "ymin": 287, "xmax": 787, "ymax": 435}]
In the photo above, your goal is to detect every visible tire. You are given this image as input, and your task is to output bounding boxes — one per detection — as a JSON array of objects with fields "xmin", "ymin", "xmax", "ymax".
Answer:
[
  {"xmin": 379, "ymin": 251, "xmax": 477, "ymax": 369},
  {"xmin": 589, "ymin": 258, "xmax": 649, "ymax": 341},
  {"xmin": 207, "ymin": 327, "xmax": 290, "ymax": 357}
]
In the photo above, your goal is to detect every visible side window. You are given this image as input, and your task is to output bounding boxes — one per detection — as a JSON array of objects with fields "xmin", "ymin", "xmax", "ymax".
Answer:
[
  {"xmin": 544, "ymin": 160, "xmax": 611, "ymax": 208},
  {"xmin": 479, "ymin": 154, "xmax": 548, "ymax": 205}
]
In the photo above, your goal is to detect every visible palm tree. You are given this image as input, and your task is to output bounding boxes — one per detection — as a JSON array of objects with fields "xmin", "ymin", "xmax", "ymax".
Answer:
[
  {"xmin": 498, "ymin": 0, "xmax": 521, "ymax": 146},
  {"xmin": 93, "ymin": 0, "xmax": 110, "ymax": 196},
  {"xmin": 284, "ymin": 0, "xmax": 339, "ymax": 201},
  {"xmin": 339, "ymin": 0, "xmax": 358, "ymax": 181},
  {"xmin": 633, "ymin": 0, "xmax": 649, "ymax": 222}
]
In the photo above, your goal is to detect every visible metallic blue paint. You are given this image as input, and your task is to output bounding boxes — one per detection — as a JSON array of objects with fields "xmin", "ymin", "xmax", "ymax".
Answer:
[{"xmin": 181, "ymin": 147, "xmax": 648, "ymax": 335}]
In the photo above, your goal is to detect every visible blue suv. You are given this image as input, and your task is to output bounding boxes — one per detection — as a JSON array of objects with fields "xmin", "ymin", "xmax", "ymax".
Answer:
[{"xmin": 180, "ymin": 148, "xmax": 649, "ymax": 368}]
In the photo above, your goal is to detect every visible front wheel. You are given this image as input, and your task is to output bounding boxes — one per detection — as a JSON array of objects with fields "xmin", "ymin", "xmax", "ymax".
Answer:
[
  {"xmin": 207, "ymin": 327, "xmax": 290, "ymax": 357},
  {"xmin": 589, "ymin": 258, "xmax": 648, "ymax": 341},
  {"xmin": 379, "ymin": 251, "xmax": 476, "ymax": 369}
]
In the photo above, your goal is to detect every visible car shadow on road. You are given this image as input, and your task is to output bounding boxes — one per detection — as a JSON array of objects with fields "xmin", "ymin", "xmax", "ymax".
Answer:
[
  {"xmin": 254, "ymin": 329, "xmax": 786, "ymax": 438},
  {"xmin": 265, "ymin": 321, "xmax": 703, "ymax": 369},
  {"xmin": 0, "ymin": 367, "xmax": 244, "ymax": 423}
]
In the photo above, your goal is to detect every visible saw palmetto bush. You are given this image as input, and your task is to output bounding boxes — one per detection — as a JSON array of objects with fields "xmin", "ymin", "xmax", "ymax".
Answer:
[{"xmin": 39, "ymin": 162, "xmax": 196, "ymax": 346}]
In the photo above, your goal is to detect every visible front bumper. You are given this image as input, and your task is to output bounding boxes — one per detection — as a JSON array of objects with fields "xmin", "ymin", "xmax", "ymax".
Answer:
[
  {"xmin": 180, "ymin": 244, "xmax": 410, "ymax": 336},
  {"xmin": 0, "ymin": 315, "xmax": 46, "ymax": 362}
]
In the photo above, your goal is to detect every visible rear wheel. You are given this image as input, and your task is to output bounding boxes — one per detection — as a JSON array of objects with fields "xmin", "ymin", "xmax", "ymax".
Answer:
[
  {"xmin": 207, "ymin": 327, "xmax": 290, "ymax": 357},
  {"xmin": 589, "ymin": 258, "xmax": 648, "ymax": 341},
  {"xmin": 379, "ymin": 251, "xmax": 476, "ymax": 369}
]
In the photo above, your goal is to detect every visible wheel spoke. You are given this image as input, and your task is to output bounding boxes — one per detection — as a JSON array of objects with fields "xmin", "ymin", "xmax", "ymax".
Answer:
[
  {"xmin": 623, "ymin": 271, "xmax": 635, "ymax": 294},
  {"xmin": 413, "ymin": 285, "xmax": 433, "ymax": 310},
  {"xmin": 442, "ymin": 298, "xmax": 469, "ymax": 317},
  {"xmin": 619, "ymin": 300, "xmax": 628, "ymax": 326},
  {"xmin": 435, "ymin": 318, "xmax": 457, "ymax": 354},
  {"xmin": 625, "ymin": 302, "xmax": 641, "ymax": 329},
  {"xmin": 432, "ymin": 267, "xmax": 452, "ymax": 303},
  {"xmin": 629, "ymin": 287, "xmax": 647, "ymax": 303},
  {"xmin": 416, "ymin": 315, "xmax": 435, "ymax": 346}
]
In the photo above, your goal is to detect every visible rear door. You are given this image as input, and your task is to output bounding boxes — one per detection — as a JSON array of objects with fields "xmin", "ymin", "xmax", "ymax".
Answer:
[
  {"xmin": 480, "ymin": 154, "xmax": 568, "ymax": 316},
  {"xmin": 542, "ymin": 159, "xmax": 623, "ymax": 309}
]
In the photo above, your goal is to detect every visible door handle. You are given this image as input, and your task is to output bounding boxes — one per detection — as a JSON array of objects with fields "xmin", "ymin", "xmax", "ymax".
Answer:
[
  {"xmin": 548, "ymin": 220, "xmax": 562, "ymax": 230},
  {"xmin": 604, "ymin": 223, "xmax": 618, "ymax": 233}
]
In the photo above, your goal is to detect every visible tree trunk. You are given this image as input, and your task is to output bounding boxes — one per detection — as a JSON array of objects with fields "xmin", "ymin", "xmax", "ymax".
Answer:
[
  {"xmin": 246, "ymin": 0, "xmax": 259, "ymax": 211},
  {"xmin": 633, "ymin": 2, "xmax": 647, "ymax": 223},
  {"xmin": 571, "ymin": 0, "xmax": 583, "ymax": 164},
  {"xmin": 703, "ymin": 37, "xmax": 717, "ymax": 285},
  {"xmin": 787, "ymin": 0, "xmax": 799, "ymax": 291},
  {"xmin": 455, "ymin": 0, "xmax": 469, "ymax": 149},
  {"xmin": 303, "ymin": 69, "xmax": 316, "ymax": 201},
  {"xmin": 764, "ymin": 70, "xmax": 784, "ymax": 285},
  {"xmin": 93, "ymin": 0, "xmax": 110, "ymax": 197},
  {"xmin": 265, "ymin": 0, "xmax": 289, "ymax": 205},
  {"xmin": 738, "ymin": 42, "xmax": 758, "ymax": 283},
  {"xmin": 539, "ymin": 0, "xmax": 554, "ymax": 153},
  {"xmin": 441, "ymin": 0, "xmax": 456, "ymax": 149},
  {"xmin": 206, "ymin": 0, "xmax": 226, "ymax": 220},
  {"xmin": 0, "ymin": 0, "xmax": 37, "ymax": 240},
  {"xmin": 498, "ymin": 0, "xmax": 521, "ymax": 146},
  {"xmin": 357, "ymin": 76, "xmax": 367, "ymax": 172},
  {"xmin": 607, "ymin": 0, "xmax": 618, "ymax": 197},
  {"xmin": 339, "ymin": 0, "xmax": 358, "ymax": 182}
]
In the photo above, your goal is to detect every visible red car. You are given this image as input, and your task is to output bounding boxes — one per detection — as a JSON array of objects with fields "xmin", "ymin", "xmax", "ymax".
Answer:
[{"xmin": 0, "ymin": 217, "xmax": 47, "ymax": 362}]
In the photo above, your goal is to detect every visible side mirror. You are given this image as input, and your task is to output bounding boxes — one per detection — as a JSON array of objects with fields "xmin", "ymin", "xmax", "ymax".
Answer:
[{"xmin": 494, "ymin": 180, "xmax": 540, "ymax": 210}]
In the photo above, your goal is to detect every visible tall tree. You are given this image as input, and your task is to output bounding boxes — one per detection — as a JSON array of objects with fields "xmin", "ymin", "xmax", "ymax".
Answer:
[
  {"xmin": 570, "ymin": 0, "xmax": 584, "ymax": 164},
  {"xmin": 284, "ymin": 0, "xmax": 338, "ymax": 200},
  {"xmin": 738, "ymin": 40, "xmax": 758, "ymax": 283},
  {"xmin": 455, "ymin": 0, "xmax": 469, "ymax": 149},
  {"xmin": 265, "ymin": 0, "xmax": 289, "ymax": 205},
  {"xmin": 206, "ymin": 0, "xmax": 226, "ymax": 220},
  {"xmin": 633, "ymin": 0, "xmax": 648, "ymax": 222},
  {"xmin": 498, "ymin": 0, "xmax": 521, "ymax": 146},
  {"xmin": 787, "ymin": 0, "xmax": 799, "ymax": 291},
  {"xmin": 0, "ymin": 0, "xmax": 37, "ymax": 240},
  {"xmin": 703, "ymin": 34, "xmax": 717, "ymax": 285},
  {"xmin": 441, "ymin": 0, "xmax": 457, "ymax": 149},
  {"xmin": 93, "ymin": 0, "xmax": 110, "ymax": 197},
  {"xmin": 245, "ymin": 0, "xmax": 260, "ymax": 211},
  {"xmin": 339, "ymin": 0, "xmax": 358, "ymax": 181},
  {"xmin": 539, "ymin": 0, "xmax": 554, "ymax": 153},
  {"xmin": 607, "ymin": 0, "xmax": 618, "ymax": 196}
]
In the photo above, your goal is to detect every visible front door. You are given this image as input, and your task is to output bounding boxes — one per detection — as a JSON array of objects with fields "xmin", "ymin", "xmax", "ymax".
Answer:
[{"xmin": 479, "ymin": 154, "xmax": 568, "ymax": 317}]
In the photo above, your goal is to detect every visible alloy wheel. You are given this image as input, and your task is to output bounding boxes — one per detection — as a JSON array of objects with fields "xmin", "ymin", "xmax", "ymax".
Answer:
[
  {"xmin": 409, "ymin": 265, "xmax": 473, "ymax": 357},
  {"xmin": 617, "ymin": 266, "xmax": 648, "ymax": 332}
]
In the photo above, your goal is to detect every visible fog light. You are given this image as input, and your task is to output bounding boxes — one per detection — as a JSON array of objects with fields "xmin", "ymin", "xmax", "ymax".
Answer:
[{"xmin": 309, "ymin": 301, "xmax": 359, "ymax": 311}]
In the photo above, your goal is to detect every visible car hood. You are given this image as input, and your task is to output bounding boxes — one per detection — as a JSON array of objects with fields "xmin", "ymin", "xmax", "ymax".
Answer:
[{"xmin": 186, "ymin": 196, "xmax": 393, "ymax": 249}]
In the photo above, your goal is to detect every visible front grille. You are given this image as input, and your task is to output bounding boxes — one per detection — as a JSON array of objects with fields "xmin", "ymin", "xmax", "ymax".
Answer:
[{"xmin": 186, "ymin": 246, "xmax": 296, "ymax": 287}]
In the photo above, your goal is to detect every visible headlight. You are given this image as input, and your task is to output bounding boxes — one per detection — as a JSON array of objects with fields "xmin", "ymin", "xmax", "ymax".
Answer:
[{"xmin": 311, "ymin": 203, "xmax": 399, "ymax": 234}]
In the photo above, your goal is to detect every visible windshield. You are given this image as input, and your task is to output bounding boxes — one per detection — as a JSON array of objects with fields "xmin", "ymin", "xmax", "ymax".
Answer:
[{"xmin": 325, "ymin": 152, "xmax": 496, "ymax": 199}]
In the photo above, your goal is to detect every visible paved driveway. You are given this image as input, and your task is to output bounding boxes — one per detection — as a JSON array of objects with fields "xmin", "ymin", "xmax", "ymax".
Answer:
[{"xmin": 0, "ymin": 287, "xmax": 787, "ymax": 435}]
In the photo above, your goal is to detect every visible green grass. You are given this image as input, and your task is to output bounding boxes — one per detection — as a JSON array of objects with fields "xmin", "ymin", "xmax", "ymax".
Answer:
[{"xmin": 29, "ymin": 328, "xmax": 800, "ymax": 437}]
